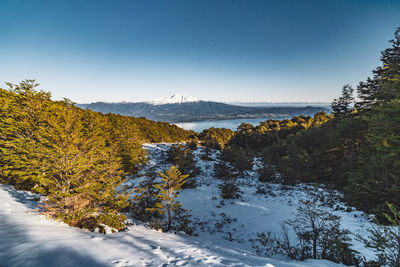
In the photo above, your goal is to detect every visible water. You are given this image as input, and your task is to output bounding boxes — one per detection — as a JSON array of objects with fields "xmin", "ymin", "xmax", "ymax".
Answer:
[
  {"xmin": 175, "ymin": 117, "xmax": 290, "ymax": 132},
  {"xmin": 174, "ymin": 103, "xmax": 332, "ymax": 132}
]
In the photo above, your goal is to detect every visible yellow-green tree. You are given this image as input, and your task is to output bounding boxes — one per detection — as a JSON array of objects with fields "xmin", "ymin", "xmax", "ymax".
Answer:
[{"xmin": 149, "ymin": 166, "xmax": 189, "ymax": 231}]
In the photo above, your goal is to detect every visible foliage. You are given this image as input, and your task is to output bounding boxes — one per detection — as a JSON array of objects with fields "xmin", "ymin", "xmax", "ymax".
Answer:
[
  {"xmin": 220, "ymin": 27, "xmax": 400, "ymax": 220},
  {"xmin": 0, "ymin": 80, "xmax": 194, "ymax": 231},
  {"xmin": 197, "ymin": 127, "xmax": 235, "ymax": 150},
  {"xmin": 146, "ymin": 166, "xmax": 192, "ymax": 233},
  {"xmin": 130, "ymin": 168, "xmax": 161, "ymax": 223},
  {"xmin": 214, "ymin": 161, "xmax": 235, "ymax": 179},
  {"xmin": 255, "ymin": 199, "xmax": 360, "ymax": 265},
  {"xmin": 166, "ymin": 144, "xmax": 200, "ymax": 188},
  {"xmin": 331, "ymin": 85, "xmax": 355, "ymax": 118},
  {"xmin": 257, "ymin": 163, "xmax": 277, "ymax": 183},
  {"xmin": 361, "ymin": 203, "xmax": 400, "ymax": 266},
  {"xmin": 218, "ymin": 167, "xmax": 241, "ymax": 200},
  {"xmin": 220, "ymin": 145, "xmax": 252, "ymax": 173}
]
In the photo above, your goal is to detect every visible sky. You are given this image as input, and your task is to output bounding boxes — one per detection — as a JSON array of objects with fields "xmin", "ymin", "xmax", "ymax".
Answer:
[{"xmin": 1, "ymin": 0, "xmax": 399, "ymax": 103}]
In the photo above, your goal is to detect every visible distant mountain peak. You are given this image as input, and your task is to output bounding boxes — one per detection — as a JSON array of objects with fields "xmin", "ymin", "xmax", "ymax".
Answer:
[{"xmin": 151, "ymin": 93, "xmax": 199, "ymax": 105}]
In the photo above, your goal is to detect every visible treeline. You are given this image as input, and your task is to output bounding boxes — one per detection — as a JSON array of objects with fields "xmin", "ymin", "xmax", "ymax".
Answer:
[
  {"xmin": 0, "ymin": 81, "xmax": 193, "ymax": 231},
  {"xmin": 218, "ymin": 27, "xmax": 400, "ymax": 218}
]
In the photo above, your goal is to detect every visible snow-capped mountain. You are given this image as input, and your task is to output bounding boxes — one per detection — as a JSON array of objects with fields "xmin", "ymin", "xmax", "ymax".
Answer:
[
  {"xmin": 151, "ymin": 93, "xmax": 199, "ymax": 105},
  {"xmin": 77, "ymin": 100, "xmax": 326, "ymax": 124}
]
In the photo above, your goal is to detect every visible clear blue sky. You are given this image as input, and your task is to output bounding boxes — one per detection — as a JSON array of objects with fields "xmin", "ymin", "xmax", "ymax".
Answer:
[{"xmin": 1, "ymin": 0, "xmax": 399, "ymax": 103}]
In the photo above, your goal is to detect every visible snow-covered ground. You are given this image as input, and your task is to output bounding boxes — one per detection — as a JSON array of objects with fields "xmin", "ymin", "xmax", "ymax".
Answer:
[
  {"xmin": 142, "ymin": 144, "xmax": 376, "ymax": 262},
  {"xmin": 0, "ymin": 144, "xmax": 377, "ymax": 266}
]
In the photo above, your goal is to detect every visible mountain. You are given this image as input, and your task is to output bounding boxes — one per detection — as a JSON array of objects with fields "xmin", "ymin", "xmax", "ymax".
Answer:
[
  {"xmin": 77, "ymin": 95, "xmax": 327, "ymax": 123},
  {"xmin": 151, "ymin": 93, "xmax": 198, "ymax": 105}
]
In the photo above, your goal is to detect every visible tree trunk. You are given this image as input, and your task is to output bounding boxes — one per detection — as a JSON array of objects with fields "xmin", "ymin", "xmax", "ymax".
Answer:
[
  {"xmin": 313, "ymin": 237, "xmax": 317, "ymax": 259},
  {"xmin": 167, "ymin": 204, "xmax": 171, "ymax": 231}
]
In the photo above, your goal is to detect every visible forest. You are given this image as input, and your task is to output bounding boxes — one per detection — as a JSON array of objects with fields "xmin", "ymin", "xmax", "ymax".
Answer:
[
  {"xmin": 215, "ymin": 27, "xmax": 400, "ymax": 219},
  {"xmin": 0, "ymin": 83, "xmax": 193, "ymax": 230}
]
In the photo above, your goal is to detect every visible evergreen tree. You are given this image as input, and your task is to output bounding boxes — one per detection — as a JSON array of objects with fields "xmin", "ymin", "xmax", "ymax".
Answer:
[
  {"xmin": 219, "ymin": 176, "xmax": 241, "ymax": 199},
  {"xmin": 258, "ymin": 163, "xmax": 277, "ymax": 183},
  {"xmin": 167, "ymin": 144, "xmax": 199, "ymax": 187},
  {"xmin": 148, "ymin": 166, "xmax": 189, "ymax": 232},
  {"xmin": 356, "ymin": 27, "xmax": 400, "ymax": 109},
  {"xmin": 130, "ymin": 168, "xmax": 161, "ymax": 223},
  {"xmin": 331, "ymin": 85, "xmax": 354, "ymax": 118},
  {"xmin": 0, "ymin": 80, "xmax": 52, "ymax": 188},
  {"xmin": 221, "ymin": 145, "xmax": 252, "ymax": 173},
  {"xmin": 347, "ymin": 97, "xmax": 400, "ymax": 213}
]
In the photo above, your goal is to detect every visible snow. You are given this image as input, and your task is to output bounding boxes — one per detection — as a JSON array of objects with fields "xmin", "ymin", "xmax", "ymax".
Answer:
[
  {"xmin": 141, "ymin": 144, "xmax": 377, "ymax": 262},
  {"xmin": 0, "ymin": 143, "xmax": 377, "ymax": 266},
  {"xmin": 151, "ymin": 93, "xmax": 199, "ymax": 105}
]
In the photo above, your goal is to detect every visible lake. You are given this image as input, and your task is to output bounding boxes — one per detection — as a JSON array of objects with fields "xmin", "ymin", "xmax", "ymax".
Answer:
[
  {"xmin": 175, "ymin": 117, "xmax": 290, "ymax": 132},
  {"xmin": 174, "ymin": 103, "xmax": 332, "ymax": 132}
]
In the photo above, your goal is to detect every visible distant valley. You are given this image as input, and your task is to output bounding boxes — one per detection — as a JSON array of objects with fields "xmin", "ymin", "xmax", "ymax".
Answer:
[{"xmin": 77, "ymin": 94, "xmax": 328, "ymax": 123}]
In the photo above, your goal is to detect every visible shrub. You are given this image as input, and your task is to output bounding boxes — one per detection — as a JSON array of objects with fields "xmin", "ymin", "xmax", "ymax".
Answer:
[{"xmin": 219, "ymin": 178, "xmax": 240, "ymax": 199}]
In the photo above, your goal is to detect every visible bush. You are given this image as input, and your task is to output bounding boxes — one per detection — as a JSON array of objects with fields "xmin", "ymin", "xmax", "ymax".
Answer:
[
  {"xmin": 255, "ymin": 199, "xmax": 361, "ymax": 265},
  {"xmin": 360, "ymin": 203, "xmax": 400, "ymax": 267},
  {"xmin": 258, "ymin": 164, "xmax": 277, "ymax": 182},
  {"xmin": 221, "ymin": 145, "xmax": 253, "ymax": 173},
  {"xmin": 167, "ymin": 144, "xmax": 200, "ymax": 188},
  {"xmin": 77, "ymin": 215, "xmax": 99, "ymax": 231},
  {"xmin": 214, "ymin": 161, "xmax": 235, "ymax": 179},
  {"xmin": 219, "ymin": 178, "xmax": 240, "ymax": 199},
  {"xmin": 98, "ymin": 212, "xmax": 127, "ymax": 231}
]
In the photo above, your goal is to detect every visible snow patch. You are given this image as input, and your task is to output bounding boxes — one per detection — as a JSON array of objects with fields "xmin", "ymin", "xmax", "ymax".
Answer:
[{"xmin": 151, "ymin": 93, "xmax": 199, "ymax": 105}]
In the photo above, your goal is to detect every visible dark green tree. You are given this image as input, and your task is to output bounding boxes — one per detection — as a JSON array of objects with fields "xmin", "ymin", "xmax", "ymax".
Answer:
[
  {"xmin": 331, "ymin": 85, "xmax": 354, "ymax": 118},
  {"xmin": 147, "ymin": 166, "xmax": 190, "ymax": 232}
]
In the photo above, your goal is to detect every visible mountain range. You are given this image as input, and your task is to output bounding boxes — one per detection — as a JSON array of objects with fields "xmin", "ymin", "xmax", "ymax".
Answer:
[{"xmin": 77, "ymin": 94, "xmax": 328, "ymax": 123}]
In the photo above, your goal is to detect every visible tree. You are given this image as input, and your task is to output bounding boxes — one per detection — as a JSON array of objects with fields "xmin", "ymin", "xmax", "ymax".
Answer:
[
  {"xmin": 356, "ymin": 27, "xmax": 400, "ymax": 109},
  {"xmin": 130, "ymin": 168, "xmax": 161, "ymax": 223},
  {"xmin": 148, "ymin": 166, "xmax": 189, "ymax": 231},
  {"xmin": 198, "ymin": 127, "xmax": 235, "ymax": 150},
  {"xmin": 331, "ymin": 84, "xmax": 354, "ymax": 118},
  {"xmin": 361, "ymin": 203, "xmax": 400, "ymax": 266},
  {"xmin": 106, "ymin": 114, "xmax": 147, "ymax": 175},
  {"xmin": 258, "ymin": 163, "xmax": 277, "ymax": 183},
  {"xmin": 221, "ymin": 145, "xmax": 252, "ymax": 173},
  {"xmin": 34, "ymin": 102, "xmax": 129, "ymax": 230},
  {"xmin": 0, "ymin": 81, "xmax": 132, "ymax": 230},
  {"xmin": 347, "ymin": 97, "xmax": 400, "ymax": 214},
  {"xmin": 283, "ymin": 199, "xmax": 359, "ymax": 263},
  {"xmin": 0, "ymin": 80, "xmax": 52, "ymax": 188},
  {"xmin": 0, "ymin": 80, "xmax": 197, "ymax": 231},
  {"xmin": 219, "ymin": 175, "xmax": 240, "ymax": 199},
  {"xmin": 167, "ymin": 144, "xmax": 199, "ymax": 187}
]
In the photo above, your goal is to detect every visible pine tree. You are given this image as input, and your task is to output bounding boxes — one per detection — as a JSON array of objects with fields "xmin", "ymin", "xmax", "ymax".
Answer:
[
  {"xmin": 356, "ymin": 27, "xmax": 400, "ymax": 109},
  {"xmin": 148, "ymin": 166, "xmax": 189, "ymax": 231},
  {"xmin": 167, "ymin": 144, "xmax": 199, "ymax": 187},
  {"xmin": 106, "ymin": 114, "xmax": 147, "ymax": 175},
  {"xmin": 0, "ymin": 80, "xmax": 51, "ymax": 188},
  {"xmin": 347, "ymin": 97, "xmax": 400, "ymax": 213},
  {"xmin": 33, "ymin": 101, "xmax": 129, "ymax": 229},
  {"xmin": 331, "ymin": 85, "xmax": 354, "ymax": 118}
]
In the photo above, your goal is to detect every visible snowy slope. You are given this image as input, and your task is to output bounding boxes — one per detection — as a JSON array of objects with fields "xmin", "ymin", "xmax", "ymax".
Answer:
[
  {"xmin": 151, "ymin": 94, "xmax": 199, "ymax": 105},
  {"xmin": 0, "ymin": 184, "xmax": 344, "ymax": 267},
  {"xmin": 141, "ymin": 144, "xmax": 376, "ymax": 262},
  {"xmin": 0, "ymin": 144, "xmax": 377, "ymax": 266}
]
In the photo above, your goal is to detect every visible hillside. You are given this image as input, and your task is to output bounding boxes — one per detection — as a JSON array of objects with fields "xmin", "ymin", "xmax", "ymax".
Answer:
[
  {"xmin": 0, "ymin": 144, "xmax": 378, "ymax": 267},
  {"xmin": 0, "ymin": 143, "xmax": 375, "ymax": 267},
  {"xmin": 77, "ymin": 100, "xmax": 326, "ymax": 123}
]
